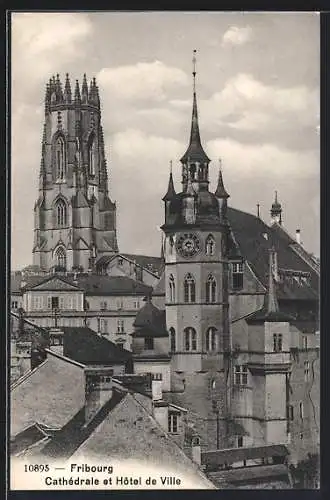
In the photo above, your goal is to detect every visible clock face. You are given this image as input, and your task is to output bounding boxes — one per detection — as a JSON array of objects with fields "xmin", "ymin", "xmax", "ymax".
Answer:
[{"xmin": 176, "ymin": 233, "xmax": 201, "ymax": 258}]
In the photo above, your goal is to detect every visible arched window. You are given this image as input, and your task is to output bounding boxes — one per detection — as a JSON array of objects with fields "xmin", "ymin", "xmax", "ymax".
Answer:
[
  {"xmin": 55, "ymin": 136, "xmax": 65, "ymax": 180},
  {"xmin": 206, "ymin": 234, "xmax": 215, "ymax": 256},
  {"xmin": 55, "ymin": 247, "xmax": 66, "ymax": 269},
  {"xmin": 55, "ymin": 199, "xmax": 67, "ymax": 227},
  {"xmin": 89, "ymin": 140, "xmax": 96, "ymax": 176},
  {"xmin": 169, "ymin": 274, "xmax": 176, "ymax": 302},
  {"xmin": 169, "ymin": 327, "xmax": 176, "ymax": 352},
  {"xmin": 184, "ymin": 273, "xmax": 196, "ymax": 303},
  {"xmin": 206, "ymin": 327, "xmax": 217, "ymax": 352},
  {"xmin": 184, "ymin": 327, "xmax": 197, "ymax": 351},
  {"xmin": 206, "ymin": 274, "xmax": 216, "ymax": 303}
]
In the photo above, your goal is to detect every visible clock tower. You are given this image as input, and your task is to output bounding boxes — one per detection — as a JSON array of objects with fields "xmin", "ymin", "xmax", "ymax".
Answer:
[{"xmin": 161, "ymin": 53, "xmax": 232, "ymax": 449}]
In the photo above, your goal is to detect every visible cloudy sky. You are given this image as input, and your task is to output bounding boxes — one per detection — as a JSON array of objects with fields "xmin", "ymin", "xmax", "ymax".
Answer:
[{"xmin": 11, "ymin": 12, "xmax": 320, "ymax": 270}]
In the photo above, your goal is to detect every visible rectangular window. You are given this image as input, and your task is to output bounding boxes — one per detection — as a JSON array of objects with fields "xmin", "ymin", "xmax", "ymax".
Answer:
[
  {"xmin": 11, "ymin": 301, "xmax": 18, "ymax": 309},
  {"xmin": 287, "ymin": 405, "xmax": 294, "ymax": 421},
  {"xmin": 100, "ymin": 301, "xmax": 108, "ymax": 311},
  {"xmin": 51, "ymin": 296, "xmax": 59, "ymax": 310},
  {"xmin": 273, "ymin": 333, "xmax": 283, "ymax": 352},
  {"xmin": 100, "ymin": 319, "xmax": 108, "ymax": 334},
  {"xmin": 234, "ymin": 365, "xmax": 248, "ymax": 386},
  {"xmin": 144, "ymin": 337, "xmax": 154, "ymax": 350},
  {"xmin": 118, "ymin": 258, "xmax": 123, "ymax": 266},
  {"xmin": 299, "ymin": 402, "xmax": 304, "ymax": 419},
  {"xmin": 117, "ymin": 319, "xmax": 125, "ymax": 333},
  {"xmin": 134, "ymin": 300, "xmax": 140, "ymax": 309},
  {"xmin": 304, "ymin": 361, "xmax": 310, "ymax": 382},
  {"xmin": 117, "ymin": 342, "xmax": 124, "ymax": 349},
  {"xmin": 232, "ymin": 262, "xmax": 244, "ymax": 290},
  {"xmin": 303, "ymin": 336, "xmax": 308, "ymax": 350},
  {"xmin": 59, "ymin": 297, "xmax": 65, "ymax": 310},
  {"xmin": 168, "ymin": 413, "xmax": 178, "ymax": 433},
  {"xmin": 237, "ymin": 436, "xmax": 243, "ymax": 448}
]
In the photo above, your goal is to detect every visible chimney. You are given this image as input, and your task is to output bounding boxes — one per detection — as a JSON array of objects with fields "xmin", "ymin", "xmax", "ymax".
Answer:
[
  {"xmin": 296, "ymin": 229, "xmax": 301, "ymax": 245},
  {"xmin": 191, "ymin": 436, "xmax": 201, "ymax": 465},
  {"xmin": 152, "ymin": 372, "xmax": 163, "ymax": 401},
  {"xmin": 84, "ymin": 367, "xmax": 114, "ymax": 424}
]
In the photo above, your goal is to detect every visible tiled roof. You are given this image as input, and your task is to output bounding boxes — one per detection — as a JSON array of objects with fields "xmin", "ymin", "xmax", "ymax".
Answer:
[
  {"xmin": 202, "ymin": 444, "xmax": 289, "ymax": 467},
  {"xmin": 11, "ymin": 350, "xmax": 86, "ymax": 437},
  {"xmin": 71, "ymin": 392, "xmax": 214, "ymax": 487},
  {"xmin": 227, "ymin": 207, "xmax": 319, "ymax": 301},
  {"xmin": 62, "ymin": 327, "xmax": 132, "ymax": 365},
  {"xmin": 207, "ymin": 464, "xmax": 291, "ymax": 488}
]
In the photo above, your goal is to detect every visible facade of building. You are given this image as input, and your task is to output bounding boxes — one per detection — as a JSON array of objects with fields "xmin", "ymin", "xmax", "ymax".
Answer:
[{"xmin": 10, "ymin": 65, "xmax": 319, "ymax": 488}]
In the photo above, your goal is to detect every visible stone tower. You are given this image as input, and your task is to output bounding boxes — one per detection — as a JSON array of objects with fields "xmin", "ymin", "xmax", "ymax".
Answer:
[
  {"xmin": 161, "ymin": 53, "xmax": 232, "ymax": 449},
  {"xmin": 32, "ymin": 73, "xmax": 118, "ymax": 272}
]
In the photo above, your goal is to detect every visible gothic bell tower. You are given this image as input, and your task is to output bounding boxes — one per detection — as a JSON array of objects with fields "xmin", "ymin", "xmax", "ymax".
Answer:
[
  {"xmin": 161, "ymin": 52, "xmax": 232, "ymax": 449},
  {"xmin": 32, "ymin": 74, "xmax": 118, "ymax": 272}
]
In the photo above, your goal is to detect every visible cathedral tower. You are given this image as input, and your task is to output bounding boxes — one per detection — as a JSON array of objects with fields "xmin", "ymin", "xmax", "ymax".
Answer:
[
  {"xmin": 161, "ymin": 52, "xmax": 232, "ymax": 448},
  {"xmin": 32, "ymin": 74, "xmax": 118, "ymax": 272}
]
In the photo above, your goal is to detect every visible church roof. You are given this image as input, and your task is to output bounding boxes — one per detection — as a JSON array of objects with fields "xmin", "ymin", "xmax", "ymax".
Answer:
[
  {"xmin": 227, "ymin": 207, "xmax": 319, "ymax": 301},
  {"xmin": 122, "ymin": 253, "xmax": 163, "ymax": 275}
]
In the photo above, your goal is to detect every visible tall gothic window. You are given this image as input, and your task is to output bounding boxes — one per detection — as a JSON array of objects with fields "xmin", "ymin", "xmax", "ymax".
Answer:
[
  {"xmin": 184, "ymin": 327, "xmax": 197, "ymax": 351},
  {"xmin": 55, "ymin": 199, "xmax": 67, "ymax": 227},
  {"xmin": 184, "ymin": 273, "xmax": 196, "ymax": 303},
  {"xmin": 169, "ymin": 327, "xmax": 176, "ymax": 352},
  {"xmin": 169, "ymin": 274, "xmax": 176, "ymax": 302},
  {"xmin": 55, "ymin": 136, "xmax": 65, "ymax": 180},
  {"xmin": 89, "ymin": 140, "xmax": 96, "ymax": 176},
  {"xmin": 55, "ymin": 247, "xmax": 66, "ymax": 269},
  {"xmin": 206, "ymin": 234, "xmax": 215, "ymax": 256},
  {"xmin": 206, "ymin": 274, "xmax": 217, "ymax": 303},
  {"xmin": 206, "ymin": 327, "xmax": 217, "ymax": 352}
]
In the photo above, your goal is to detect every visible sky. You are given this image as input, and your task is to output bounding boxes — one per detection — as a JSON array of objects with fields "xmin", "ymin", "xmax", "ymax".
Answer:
[{"xmin": 11, "ymin": 11, "xmax": 320, "ymax": 270}]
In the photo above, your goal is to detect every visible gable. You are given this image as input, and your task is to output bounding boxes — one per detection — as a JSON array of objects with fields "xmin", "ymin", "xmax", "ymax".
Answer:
[
  {"xmin": 75, "ymin": 237, "xmax": 90, "ymax": 250},
  {"xmin": 29, "ymin": 276, "xmax": 81, "ymax": 292}
]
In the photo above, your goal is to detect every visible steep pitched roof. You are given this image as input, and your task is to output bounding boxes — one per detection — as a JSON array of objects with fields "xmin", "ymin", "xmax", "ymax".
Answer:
[
  {"xmin": 71, "ymin": 392, "xmax": 215, "ymax": 488},
  {"xmin": 180, "ymin": 91, "xmax": 210, "ymax": 164},
  {"xmin": 11, "ymin": 350, "xmax": 86, "ymax": 437},
  {"xmin": 227, "ymin": 207, "xmax": 319, "ymax": 301},
  {"xmin": 62, "ymin": 327, "xmax": 132, "ymax": 365},
  {"xmin": 26, "ymin": 275, "xmax": 83, "ymax": 292}
]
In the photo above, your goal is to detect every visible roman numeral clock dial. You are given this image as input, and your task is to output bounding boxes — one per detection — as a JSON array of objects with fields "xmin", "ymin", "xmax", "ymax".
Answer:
[{"xmin": 176, "ymin": 233, "xmax": 201, "ymax": 258}]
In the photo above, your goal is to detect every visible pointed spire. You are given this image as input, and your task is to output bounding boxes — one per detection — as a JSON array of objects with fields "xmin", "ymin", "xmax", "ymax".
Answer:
[
  {"xmin": 56, "ymin": 73, "xmax": 63, "ymax": 102},
  {"xmin": 215, "ymin": 159, "xmax": 229, "ymax": 198},
  {"xmin": 82, "ymin": 73, "xmax": 88, "ymax": 103},
  {"xmin": 162, "ymin": 161, "xmax": 176, "ymax": 201},
  {"xmin": 74, "ymin": 79, "xmax": 81, "ymax": 105},
  {"xmin": 64, "ymin": 73, "xmax": 72, "ymax": 103},
  {"xmin": 265, "ymin": 248, "xmax": 279, "ymax": 314},
  {"xmin": 180, "ymin": 50, "xmax": 210, "ymax": 164}
]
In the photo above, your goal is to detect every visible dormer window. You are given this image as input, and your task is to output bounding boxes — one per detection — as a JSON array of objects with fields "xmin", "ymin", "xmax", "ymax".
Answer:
[
  {"xmin": 232, "ymin": 262, "xmax": 244, "ymax": 290},
  {"xmin": 168, "ymin": 412, "xmax": 179, "ymax": 433},
  {"xmin": 273, "ymin": 333, "xmax": 283, "ymax": 352},
  {"xmin": 205, "ymin": 234, "xmax": 215, "ymax": 256}
]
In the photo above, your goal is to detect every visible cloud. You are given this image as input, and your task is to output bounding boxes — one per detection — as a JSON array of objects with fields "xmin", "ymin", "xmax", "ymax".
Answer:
[
  {"xmin": 97, "ymin": 61, "xmax": 189, "ymax": 102},
  {"xmin": 197, "ymin": 73, "xmax": 319, "ymax": 149},
  {"xmin": 11, "ymin": 13, "xmax": 93, "ymax": 83},
  {"xmin": 222, "ymin": 26, "xmax": 252, "ymax": 46}
]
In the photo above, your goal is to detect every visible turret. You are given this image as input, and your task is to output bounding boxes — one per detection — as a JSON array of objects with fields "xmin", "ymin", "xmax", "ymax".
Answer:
[
  {"xmin": 270, "ymin": 191, "xmax": 282, "ymax": 225},
  {"xmin": 63, "ymin": 73, "xmax": 72, "ymax": 104},
  {"xmin": 214, "ymin": 159, "xmax": 230, "ymax": 221}
]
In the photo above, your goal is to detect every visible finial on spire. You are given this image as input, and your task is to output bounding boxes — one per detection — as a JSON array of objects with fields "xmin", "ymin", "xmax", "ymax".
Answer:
[
  {"xmin": 162, "ymin": 163, "xmax": 176, "ymax": 201},
  {"xmin": 257, "ymin": 203, "xmax": 260, "ymax": 218},
  {"xmin": 170, "ymin": 160, "xmax": 173, "ymax": 174},
  {"xmin": 215, "ymin": 159, "xmax": 229, "ymax": 199},
  {"xmin": 192, "ymin": 49, "xmax": 197, "ymax": 93},
  {"xmin": 82, "ymin": 73, "xmax": 88, "ymax": 102},
  {"xmin": 74, "ymin": 79, "xmax": 81, "ymax": 104}
]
